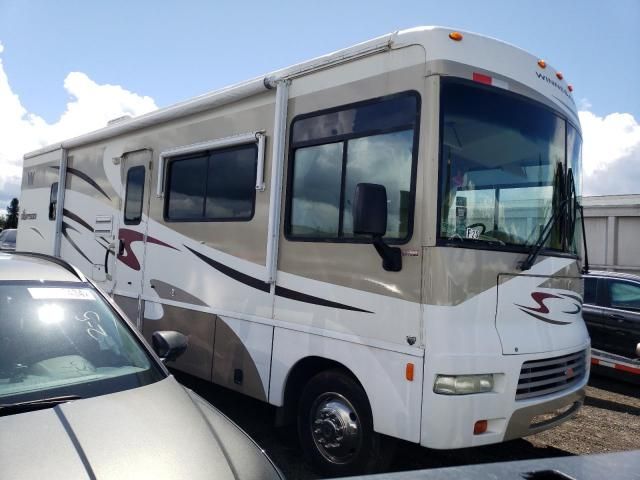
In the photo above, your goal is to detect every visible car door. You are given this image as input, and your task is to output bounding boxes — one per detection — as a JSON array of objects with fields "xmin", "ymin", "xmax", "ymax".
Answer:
[
  {"xmin": 602, "ymin": 278, "xmax": 640, "ymax": 358},
  {"xmin": 582, "ymin": 276, "xmax": 607, "ymax": 350}
]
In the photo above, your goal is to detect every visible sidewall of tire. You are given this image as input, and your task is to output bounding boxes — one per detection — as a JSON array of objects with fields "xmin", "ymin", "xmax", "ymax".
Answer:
[{"xmin": 297, "ymin": 369, "xmax": 384, "ymax": 477}]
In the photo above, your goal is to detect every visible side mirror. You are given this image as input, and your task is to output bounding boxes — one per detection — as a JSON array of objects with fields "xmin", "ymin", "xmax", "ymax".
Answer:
[
  {"xmin": 353, "ymin": 183, "xmax": 402, "ymax": 272},
  {"xmin": 152, "ymin": 331, "xmax": 188, "ymax": 362}
]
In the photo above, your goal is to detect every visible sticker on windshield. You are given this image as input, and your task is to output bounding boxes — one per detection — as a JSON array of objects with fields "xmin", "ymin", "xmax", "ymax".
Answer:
[
  {"xmin": 466, "ymin": 227, "xmax": 481, "ymax": 239},
  {"xmin": 28, "ymin": 288, "xmax": 96, "ymax": 301}
]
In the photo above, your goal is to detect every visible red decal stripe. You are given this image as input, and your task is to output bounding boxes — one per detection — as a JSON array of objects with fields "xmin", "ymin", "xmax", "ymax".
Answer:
[
  {"xmin": 614, "ymin": 363, "xmax": 640, "ymax": 375},
  {"xmin": 473, "ymin": 72, "xmax": 492, "ymax": 85}
]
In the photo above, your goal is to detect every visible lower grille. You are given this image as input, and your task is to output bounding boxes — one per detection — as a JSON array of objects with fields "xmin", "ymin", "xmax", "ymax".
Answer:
[{"xmin": 516, "ymin": 350, "xmax": 586, "ymax": 400}]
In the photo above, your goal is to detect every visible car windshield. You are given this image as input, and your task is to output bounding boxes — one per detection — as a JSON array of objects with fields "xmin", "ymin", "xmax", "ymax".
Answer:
[
  {"xmin": 439, "ymin": 79, "xmax": 582, "ymax": 253},
  {"xmin": 0, "ymin": 282, "xmax": 164, "ymax": 404}
]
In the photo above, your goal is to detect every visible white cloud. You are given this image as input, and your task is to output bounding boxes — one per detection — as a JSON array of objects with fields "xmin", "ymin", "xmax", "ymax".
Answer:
[
  {"xmin": 579, "ymin": 108, "xmax": 640, "ymax": 196},
  {"xmin": 0, "ymin": 43, "xmax": 157, "ymax": 208}
]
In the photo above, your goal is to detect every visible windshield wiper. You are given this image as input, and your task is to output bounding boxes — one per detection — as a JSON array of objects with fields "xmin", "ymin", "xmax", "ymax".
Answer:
[
  {"xmin": 520, "ymin": 165, "xmax": 568, "ymax": 271},
  {"xmin": 0, "ymin": 394, "xmax": 81, "ymax": 416}
]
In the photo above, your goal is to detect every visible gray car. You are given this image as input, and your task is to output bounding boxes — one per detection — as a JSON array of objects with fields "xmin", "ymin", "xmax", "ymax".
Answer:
[
  {"xmin": 0, "ymin": 228, "xmax": 16, "ymax": 251},
  {"xmin": 583, "ymin": 270, "xmax": 640, "ymax": 360},
  {"xmin": 0, "ymin": 252, "xmax": 283, "ymax": 480}
]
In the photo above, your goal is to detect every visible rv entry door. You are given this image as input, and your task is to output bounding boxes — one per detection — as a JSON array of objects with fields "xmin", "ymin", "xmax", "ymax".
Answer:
[{"xmin": 112, "ymin": 149, "xmax": 152, "ymax": 328}]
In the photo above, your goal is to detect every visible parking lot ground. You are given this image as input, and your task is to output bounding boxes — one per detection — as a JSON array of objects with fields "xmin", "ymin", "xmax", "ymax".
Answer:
[{"xmin": 175, "ymin": 371, "xmax": 640, "ymax": 479}]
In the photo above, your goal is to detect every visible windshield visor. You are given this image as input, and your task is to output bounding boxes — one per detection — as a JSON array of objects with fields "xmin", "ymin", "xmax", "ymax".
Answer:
[{"xmin": 439, "ymin": 79, "xmax": 581, "ymax": 253}]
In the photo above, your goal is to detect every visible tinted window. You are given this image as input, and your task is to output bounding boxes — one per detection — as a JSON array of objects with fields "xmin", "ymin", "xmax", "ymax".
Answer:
[
  {"xmin": 166, "ymin": 155, "xmax": 207, "ymax": 220},
  {"xmin": 124, "ymin": 166, "xmax": 145, "ymax": 225},
  {"xmin": 287, "ymin": 92, "xmax": 420, "ymax": 241},
  {"xmin": 166, "ymin": 145, "xmax": 257, "ymax": 222},
  {"xmin": 439, "ymin": 79, "xmax": 567, "ymax": 249},
  {"xmin": 48, "ymin": 182, "xmax": 58, "ymax": 221},
  {"xmin": 583, "ymin": 277, "xmax": 597, "ymax": 304},
  {"xmin": 609, "ymin": 281, "xmax": 640, "ymax": 311},
  {"xmin": 292, "ymin": 94, "xmax": 418, "ymax": 144},
  {"xmin": 205, "ymin": 145, "xmax": 257, "ymax": 220},
  {"xmin": 290, "ymin": 143, "xmax": 343, "ymax": 237}
]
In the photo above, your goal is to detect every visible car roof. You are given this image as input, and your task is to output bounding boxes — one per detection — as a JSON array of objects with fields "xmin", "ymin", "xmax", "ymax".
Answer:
[
  {"xmin": 584, "ymin": 270, "xmax": 640, "ymax": 282},
  {"xmin": 0, "ymin": 252, "xmax": 85, "ymax": 282}
]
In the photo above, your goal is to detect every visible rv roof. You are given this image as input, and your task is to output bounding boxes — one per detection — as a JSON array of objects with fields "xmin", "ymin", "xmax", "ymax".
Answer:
[{"xmin": 24, "ymin": 26, "xmax": 571, "ymax": 159}]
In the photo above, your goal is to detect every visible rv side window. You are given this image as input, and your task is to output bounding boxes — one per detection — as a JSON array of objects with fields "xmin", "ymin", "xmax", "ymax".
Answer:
[
  {"xmin": 124, "ymin": 166, "xmax": 145, "ymax": 225},
  {"xmin": 286, "ymin": 91, "xmax": 420, "ymax": 242},
  {"xmin": 48, "ymin": 182, "xmax": 58, "ymax": 221},
  {"xmin": 165, "ymin": 144, "xmax": 257, "ymax": 222}
]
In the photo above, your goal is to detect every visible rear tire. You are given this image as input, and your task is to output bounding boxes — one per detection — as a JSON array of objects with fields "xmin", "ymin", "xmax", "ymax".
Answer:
[{"xmin": 297, "ymin": 369, "xmax": 394, "ymax": 477}]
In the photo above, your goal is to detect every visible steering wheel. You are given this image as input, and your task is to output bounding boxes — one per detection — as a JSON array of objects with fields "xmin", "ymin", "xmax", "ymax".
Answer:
[{"xmin": 467, "ymin": 223, "xmax": 487, "ymax": 235}]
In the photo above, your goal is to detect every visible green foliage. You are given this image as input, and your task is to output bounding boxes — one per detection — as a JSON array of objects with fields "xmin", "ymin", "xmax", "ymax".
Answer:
[{"xmin": 5, "ymin": 198, "xmax": 19, "ymax": 229}]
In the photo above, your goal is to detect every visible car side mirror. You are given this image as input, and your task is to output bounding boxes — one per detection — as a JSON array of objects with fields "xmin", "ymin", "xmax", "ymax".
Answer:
[
  {"xmin": 353, "ymin": 183, "xmax": 402, "ymax": 272},
  {"xmin": 152, "ymin": 331, "xmax": 188, "ymax": 363}
]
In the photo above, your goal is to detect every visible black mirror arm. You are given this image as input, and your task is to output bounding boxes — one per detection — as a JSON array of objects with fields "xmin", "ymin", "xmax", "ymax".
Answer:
[
  {"xmin": 373, "ymin": 236, "xmax": 402, "ymax": 272},
  {"xmin": 579, "ymin": 204, "xmax": 590, "ymax": 274}
]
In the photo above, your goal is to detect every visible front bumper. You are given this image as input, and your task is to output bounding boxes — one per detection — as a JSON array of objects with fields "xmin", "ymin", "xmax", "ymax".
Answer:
[
  {"xmin": 420, "ymin": 343, "xmax": 589, "ymax": 449},
  {"xmin": 504, "ymin": 388, "xmax": 584, "ymax": 440}
]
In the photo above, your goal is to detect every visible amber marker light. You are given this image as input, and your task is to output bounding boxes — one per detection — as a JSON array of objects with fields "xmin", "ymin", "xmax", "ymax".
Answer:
[
  {"xmin": 449, "ymin": 32, "xmax": 463, "ymax": 41},
  {"xmin": 537, "ymin": 59, "xmax": 547, "ymax": 68},
  {"xmin": 474, "ymin": 420, "xmax": 488, "ymax": 435},
  {"xmin": 406, "ymin": 363, "xmax": 415, "ymax": 381},
  {"xmin": 556, "ymin": 72, "xmax": 564, "ymax": 80},
  {"xmin": 568, "ymin": 85, "xmax": 574, "ymax": 92}
]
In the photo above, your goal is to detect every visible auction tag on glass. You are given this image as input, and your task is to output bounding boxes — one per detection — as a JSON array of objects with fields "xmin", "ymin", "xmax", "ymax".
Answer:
[
  {"xmin": 466, "ymin": 227, "xmax": 480, "ymax": 239},
  {"xmin": 28, "ymin": 288, "xmax": 96, "ymax": 300}
]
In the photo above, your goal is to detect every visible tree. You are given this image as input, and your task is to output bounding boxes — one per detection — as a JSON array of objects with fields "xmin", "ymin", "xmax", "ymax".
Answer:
[{"xmin": 6, "ymin": 198, "xmax": 19, "ymax": 229}]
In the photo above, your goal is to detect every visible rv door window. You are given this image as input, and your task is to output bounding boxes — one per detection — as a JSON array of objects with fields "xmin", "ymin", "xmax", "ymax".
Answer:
[
  {"xmin": 165, "ymin": 144, "xmax": 257, "ymax": 222},
  {"xmin": 48, "ymin": 182, "xmax": 58, "ymax": 221},
  {"xmin": 124, "ymin": 166, "xmax": 145, "ymax": 225},
  {"xmin": 287, "ymin": 91, "xmax": 420, "ymax": 242}
]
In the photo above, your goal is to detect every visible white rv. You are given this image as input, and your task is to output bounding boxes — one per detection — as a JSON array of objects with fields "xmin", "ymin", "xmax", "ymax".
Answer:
[{"xmin": 17, "ymin": 27, "xmax": 589, "ymax": 475}]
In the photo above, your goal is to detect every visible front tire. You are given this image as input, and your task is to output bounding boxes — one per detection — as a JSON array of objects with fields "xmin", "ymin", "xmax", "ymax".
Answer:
[{"xmin": 297, "ymin": 369, "xmax": 393, "ymax": 477}]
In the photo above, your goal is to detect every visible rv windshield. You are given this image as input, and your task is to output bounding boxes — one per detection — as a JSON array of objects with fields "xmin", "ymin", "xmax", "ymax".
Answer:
[{"xmin": 439, "ymin": 79, "xmax": 581, "ymax": 253}]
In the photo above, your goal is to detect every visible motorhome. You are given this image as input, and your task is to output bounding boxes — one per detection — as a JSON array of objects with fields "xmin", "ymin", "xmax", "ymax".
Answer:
[{"xmin": 17, "ymin": 27, "xmax": 590, "ymax": 475}]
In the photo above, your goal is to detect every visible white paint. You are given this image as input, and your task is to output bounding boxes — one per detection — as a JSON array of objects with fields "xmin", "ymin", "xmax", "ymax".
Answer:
[
  {"xmin": 143, "ymin": 300, "xmax": 164, "ymax": 320},
  {"xmin": 270, "ymin": 327, "xmax": 424, "ymax": 443}
]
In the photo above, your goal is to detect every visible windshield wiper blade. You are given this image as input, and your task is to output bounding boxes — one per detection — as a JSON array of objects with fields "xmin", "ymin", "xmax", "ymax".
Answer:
[
  {"xmin": 519, "ymin": 198, "xmax": 567, "ymax": 271},
  {"xmin": 0, "ymin": 394, "xmax": 82, "ymax": 416}
]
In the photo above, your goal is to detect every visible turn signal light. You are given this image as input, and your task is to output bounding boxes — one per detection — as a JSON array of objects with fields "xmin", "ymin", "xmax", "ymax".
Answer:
[
  {"xmin": 474, "ymin": 420, "xmax": 488, "ymax": 435},
  {"xmin": 556, "ymin": 72, "xmax": 564, "ymax": 80},
  {"xmin": 406, "ymin": 363, "xmax": 415, "ymax": 381},
  {"xmin": 449, "ymin": 32, "xmax": 463, "ymax": 41},
  {"xmin": 537, "ymin": 59, "xmax": 547, "ymax": 68}
]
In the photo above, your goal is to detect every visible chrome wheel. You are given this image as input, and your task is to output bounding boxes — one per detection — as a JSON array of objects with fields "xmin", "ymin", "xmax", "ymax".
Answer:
[{"xmin": 309, "ymin": 392, "xmax": 362, "ymax": 465}]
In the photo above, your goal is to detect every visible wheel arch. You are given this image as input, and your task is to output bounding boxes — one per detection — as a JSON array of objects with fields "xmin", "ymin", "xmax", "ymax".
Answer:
[{"xmin": 276, "ymin": 356, "xmax": 365, "ymax": 426}]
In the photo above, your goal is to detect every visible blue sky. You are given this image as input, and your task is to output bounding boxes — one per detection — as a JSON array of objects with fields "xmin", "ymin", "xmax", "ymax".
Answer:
[
  {"xmin": 1, "ymin": 0, "xmax": 638, "ymax": 120},
  {"xmin": 0, "ymin": 0, "xmax": 639, "ymax": 207}
]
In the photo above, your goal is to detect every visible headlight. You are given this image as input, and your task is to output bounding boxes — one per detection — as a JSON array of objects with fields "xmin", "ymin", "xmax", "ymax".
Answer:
[{"xmin": 434, "ymin": 374, "xmax": 494, "ymax": 395}]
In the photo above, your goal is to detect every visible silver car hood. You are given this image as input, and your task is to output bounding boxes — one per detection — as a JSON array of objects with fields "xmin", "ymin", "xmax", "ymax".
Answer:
[{"xmin": 0, "ymin": 376, "xmax": 281, "ymax": 480}]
